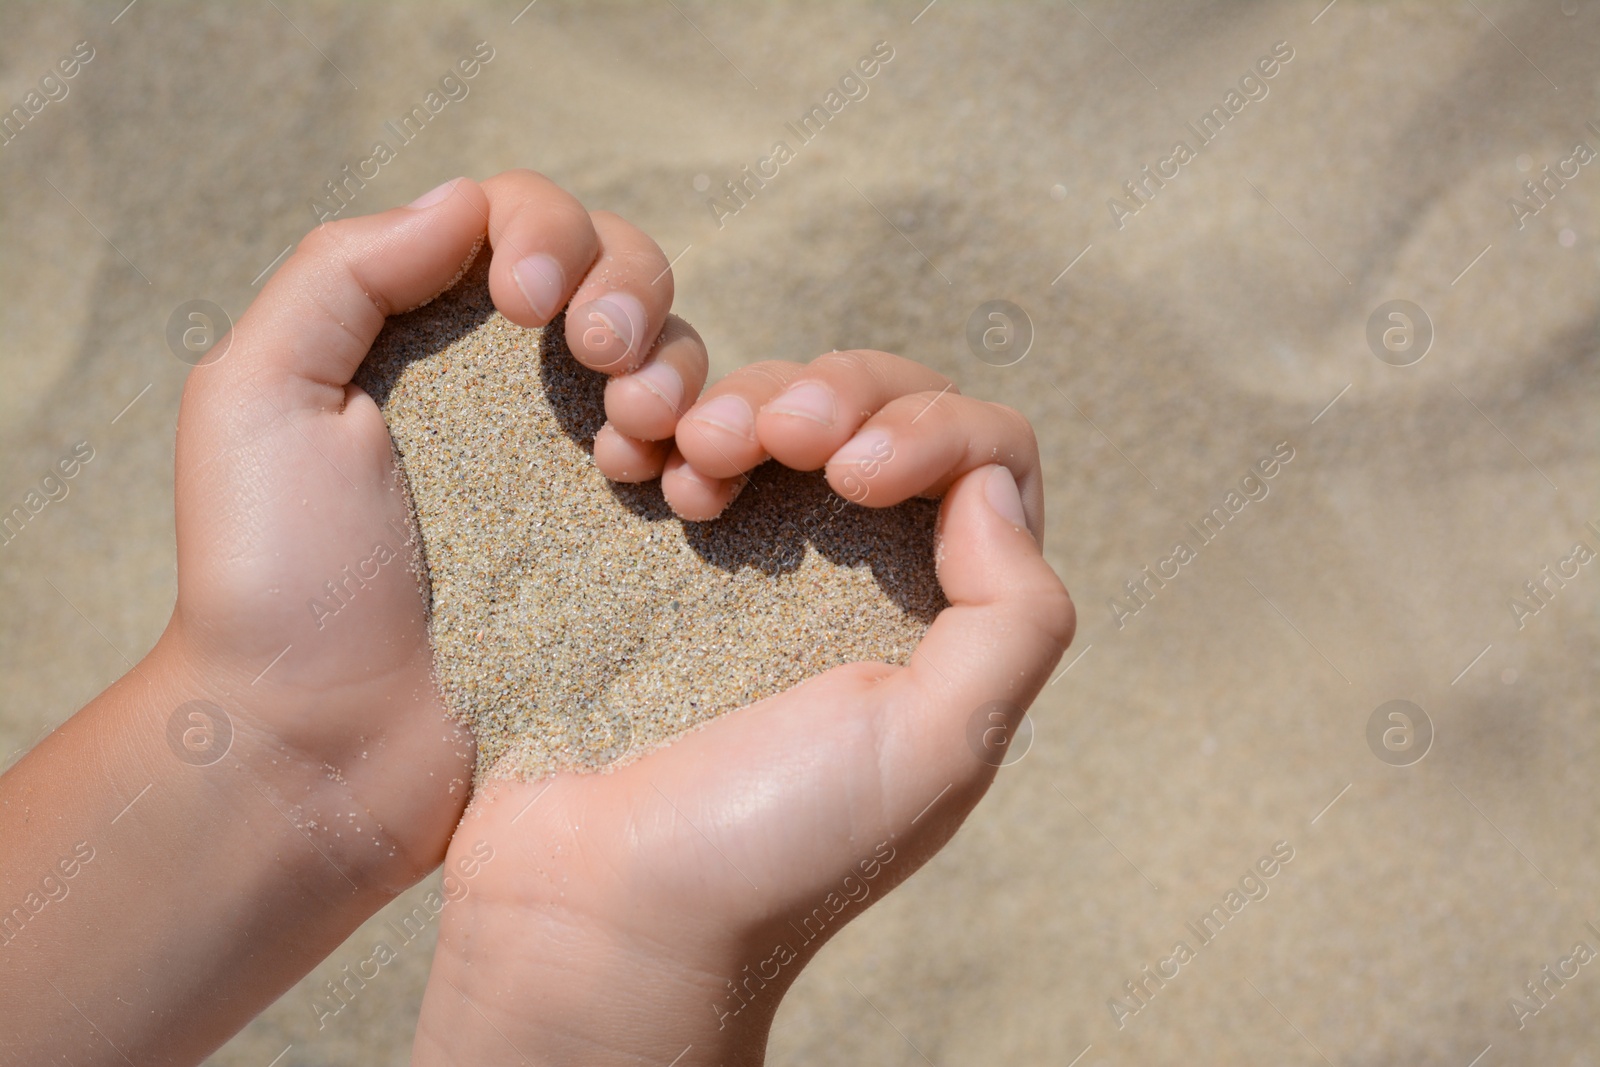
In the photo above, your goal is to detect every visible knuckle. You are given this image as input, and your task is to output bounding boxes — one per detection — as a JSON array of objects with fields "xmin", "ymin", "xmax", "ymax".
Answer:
[
  {"xmin": 658, "ymin": 314, "xmax": 706, "ymax": 352},
  {"xmin": 988, "ymin": 401, "xmax": 1039, "ymax": 450},
  {"xmin": 1022, "ymin": 580, "xmax": 1077, "ymax": 657},
  {"xmin": 491, "ymin": 166, "xmax": 553, "ymax": 186},
  {"xmin": 540, "ymin": 196, "xmax": 593, "ymax": 237},
  {"xmin": 296, "ymin": 218, "xmax": 359, "ymax": 264},
  {"xmin": 988, "ymin": 401, "xmax": 1034, "ymax": 434},
  {"xmin": 741, "ymin": 359, "xmax": 802, "ymax": 388},
  {"xmin": 811, "ymin": 349, "xmax": 876, "ymax": 378},
  {"xmin": 812, "ymin": 349, "xmax": 935, "ymax": 396},
  {"xmin": 486, "ymin": 170, "xmax": 592, "ymax": 240},
  {"xmin": 608, "ymin": 247, "xmax": 668, "ymax": 276},
  {"xmin": 591, "ymin": 211, "xmax": 668, "ymax": 254},
  {"xmin": 293, "ymin": 221, "xmax": 389, "ymax": 319}
]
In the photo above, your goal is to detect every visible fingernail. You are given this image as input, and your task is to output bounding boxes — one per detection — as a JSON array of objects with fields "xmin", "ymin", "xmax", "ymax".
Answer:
[
  {"xmin": 767, "ymin": 381, "xmax": 835, "ymax": 425},
  {"xmin": 689, "ymin": 394, "xmax": 755, "ymax": 439},
  {"xmin": 985, "ymin": 465, "xmax": 1028, "ymax": 529},
  {"xmin": 512, "ymin": 253, "xmax": 566, "ymax": 321},
  {"xmin": 630, "ymin": 360, "xmax": 684, "ymax": 412},
  {"xmin": 407, "ymin": 178, "xmax": 459, "ymax": 210},
  {"xmin": 831, "ymin": 429, "xmax": 893, "ymax": 469},
  {"xmin": 577, "ymin": 292, "xmax": 648, "ymax": 368}
]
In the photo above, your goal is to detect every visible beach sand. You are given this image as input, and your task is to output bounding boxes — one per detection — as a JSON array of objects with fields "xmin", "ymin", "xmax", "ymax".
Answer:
[
  {"xmin": 3, "ymin": 2, "xmax": 1598, "ymax": 1063},
  {"xmin": 355, "ymin": 254, "xmax": 942, "ymax": 784}
]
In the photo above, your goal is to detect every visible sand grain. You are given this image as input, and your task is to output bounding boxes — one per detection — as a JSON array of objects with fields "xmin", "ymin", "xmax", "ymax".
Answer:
[{"xmin": 355, "ymin": 255, "xmax": 945, "ymax": 784}]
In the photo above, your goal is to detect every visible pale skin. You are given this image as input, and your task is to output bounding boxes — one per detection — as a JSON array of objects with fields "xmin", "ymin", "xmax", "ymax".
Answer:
[{"xmin": 0, "ymin": 170, "xmax": 1073, "ymax": 1065}]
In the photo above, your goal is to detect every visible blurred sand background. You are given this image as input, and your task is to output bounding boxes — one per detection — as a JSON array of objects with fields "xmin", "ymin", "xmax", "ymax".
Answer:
[{"xmin": 3, "ymin": 1, "xmax": 1599, "ymax": 1063}]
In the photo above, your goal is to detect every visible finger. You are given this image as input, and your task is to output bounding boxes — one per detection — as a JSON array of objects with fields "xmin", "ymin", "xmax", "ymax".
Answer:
[
  {"xmin": 564, "ymin": 212, "xmax": 674, "ymax": 374},
  {"xmin": 660, "ymin": 448, "xmax": 743, "ymax": 521},
  {"xmin": 481, "ymin": 169, "xmax": 600, "ymax": 327},
  {"xmin": 823, "ymin": 393, "xmax": 1045, "ymax": 541},
  {"xmin": 879, "ymin": 466, "xmax": 1074, "ymax": 806},
  {"xmin": 203, "ymin": 177, "xmax": 489, "ymax": 404},
  {"xmin": 754, "ymin": 350, "xmax": 953, "ymax": 471},
  {"xmin": 602, "ymin": 315, "xmax": 709, "ymax": 442},
  {"xmin": 593, "ymin": 424, "xmax": 671, "ymax": 483},
  {"xmin": 674, "ymin": 360, "xmax": 805, "ymax": 480}
]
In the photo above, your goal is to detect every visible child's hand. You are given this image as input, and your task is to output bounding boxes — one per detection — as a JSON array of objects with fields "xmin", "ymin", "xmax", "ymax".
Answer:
[
  {"xmin": 0, "ymin": 170, "xmax": 698, "ymax": 1064},
  {"xmin": 168, "ymin": 170, "xmax": 699, "ymax": 888},
  {"xmin": 410, "ymin": 356, "xmax": 1072, "ymax": 1066}
]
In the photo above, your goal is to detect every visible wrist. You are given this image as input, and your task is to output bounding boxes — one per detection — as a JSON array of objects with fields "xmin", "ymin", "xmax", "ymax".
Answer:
[
  {"xmin": 0, "ymin": 636, "xmax": 407, "ymax": 1063},
  {"xmin": 96, "ymin": 634, "xmax": 420, "ymax": 913},
  {"xmin": 414, "ymin": 902, "xmax": 778, "ymax": 1067},
  {"xmin": 151, "ymin": 616, "xmax": 473, "ymax": 893}
]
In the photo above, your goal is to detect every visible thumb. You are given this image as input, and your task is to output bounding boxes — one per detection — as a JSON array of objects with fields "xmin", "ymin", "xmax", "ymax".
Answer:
[
  {"xmin": 875, "ymin": 464, "xmax": 1075, "ymax": 828},
  {"xmin": 189, "ymin": 177, "xmax": 491, "ymax": 410}
]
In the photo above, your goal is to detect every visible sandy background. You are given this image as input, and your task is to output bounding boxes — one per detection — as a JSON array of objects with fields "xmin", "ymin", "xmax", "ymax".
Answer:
[{"xmin": 3, "ymin": 1, "xmax": 1598, "ymax": 1063}]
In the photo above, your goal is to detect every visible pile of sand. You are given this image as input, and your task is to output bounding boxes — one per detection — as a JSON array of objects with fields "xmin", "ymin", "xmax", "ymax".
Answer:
[{"xmin": 356, "ymin": 255, "xmax": 946, "ymax": 784}]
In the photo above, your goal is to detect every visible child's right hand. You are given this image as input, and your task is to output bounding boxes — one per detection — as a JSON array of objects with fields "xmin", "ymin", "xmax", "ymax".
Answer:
[
  {"xmin": 413, "ymin": 352, "xmax": 1071, "ymax": 1066},
  {"xmin": 166, "ymin": 170, "xmax": 703, "ymax": 893}
]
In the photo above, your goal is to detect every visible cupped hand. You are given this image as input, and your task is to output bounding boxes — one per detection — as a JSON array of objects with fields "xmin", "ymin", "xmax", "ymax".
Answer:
[
  {"xmin": 412, "ymin": 355, "xmax": 1073, "ymax": 1067},
  {"xmin": 167, "ymin": 170, "xmax": 698, "ymax": 893}
]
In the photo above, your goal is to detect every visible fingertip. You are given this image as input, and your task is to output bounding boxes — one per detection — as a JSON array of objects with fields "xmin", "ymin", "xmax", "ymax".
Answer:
[
  {"xmin": 983, "ymin": 465, "xmax": 1030, "ymax": 535},
  {"xmin": 405, "ymin": 175, "xmax": 470, "ymax": 210},
  {"xmin": 605, "ymin": 360, "xmax": 685, "ymax": 440},
  {"xmin": 756, "ymin": 381, "xmax": 848, "ymax": 471},
  {"xmin": 593, "ymin": 423, "xmax": 668, "ymax": 483},
  {"xmin": 823, "ymin": 428, "xmax": 897, "ymax": 505},
  {"xmin": 676, "ymin": 396, "xmax": 764, "ymax": 479},
  {"xmin": 510, "ymin": 252, "xmax": 567, "ymax": 324},
  {"xmin": 568, "ymin": 292, "xmax": 650, "ymax": 373},
  {"xmin": 934, "ymin": 469, "xmax": 1071, "ymax": 651},
  {"xmin": 479, "ymin": 170, "xmax": 598, "ymax": 328},
  {"xmin": 661, "ymin": 451, "xmax": 742, "ymax": 521},
  {"xmin": 934, "ymin": 465, "xmax": 1049, "ymax": 591},
  {"xmin": 563, "ymin": 213, "xmax": 674, "ymax": 373}
]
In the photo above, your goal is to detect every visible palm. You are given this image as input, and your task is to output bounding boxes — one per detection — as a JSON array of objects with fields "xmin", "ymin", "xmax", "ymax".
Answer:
[
  {"xmin": 174, "ymin": 375, "xmax": 448, "ymax": 741},
  {"xmin": 175, "ymin": 384, "xmax": 435, "ymax": 723},
  {"xmin": 170, "ymin": 368, "xmax": 472, "ymax": 882},
  {"xmin": 435, "ymin": 661, "xmax": 954, "ymax": 974}
]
